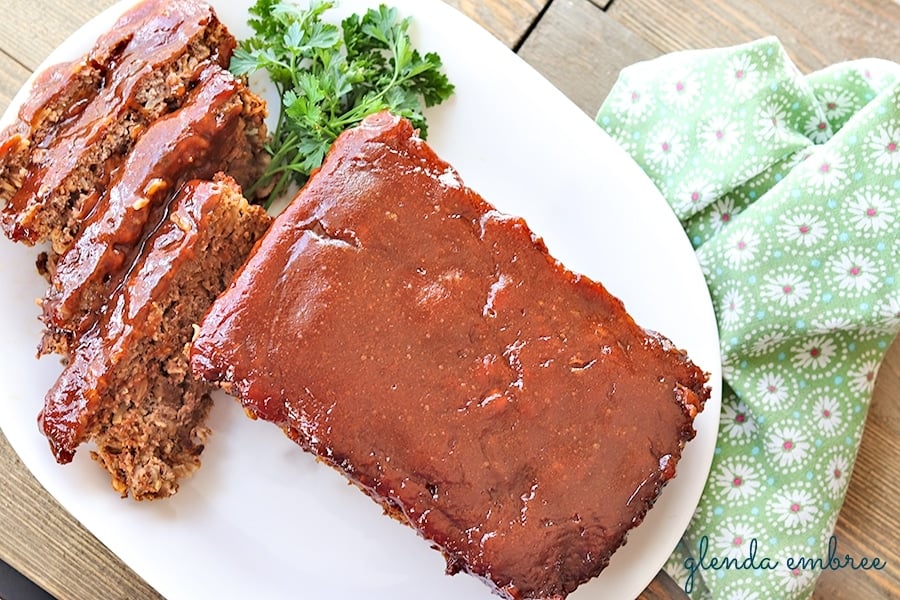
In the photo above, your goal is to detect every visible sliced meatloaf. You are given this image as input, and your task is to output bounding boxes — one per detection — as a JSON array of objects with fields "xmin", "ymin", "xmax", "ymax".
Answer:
[
  {"xmin": 0, "ymin": 0, "xmax": 236, "ymax": 252},
  {"xmin": 39, "ymin": 174, "xmax": 271, "ymax": 499},
  {"xmin": 39, "ymin": 63, "xmax": 267, "ymax": 356},
  {"xmin": 0, "ymin": 0, "xmax": 274, "ymax": 498},
  {"xmin": 0, "ymin": 0, "xmax": 206, "ymax": 198}
]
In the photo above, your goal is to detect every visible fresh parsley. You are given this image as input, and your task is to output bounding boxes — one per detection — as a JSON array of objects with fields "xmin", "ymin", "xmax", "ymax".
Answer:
[{"xmin": 231, "ymin": 0, "xmax": 455, "ymax": 203}]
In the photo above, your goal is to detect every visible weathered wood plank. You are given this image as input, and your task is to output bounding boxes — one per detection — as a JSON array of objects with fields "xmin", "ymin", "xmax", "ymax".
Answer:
[
  {"xmin": 0, "ymin": 52, "xmax": 31, "ymax": 109},
  {"xmin": 442, "ymin": 0, "xmax": 549, "ymax": 48},
  {"xmin": 0, "ymin": 0, "xmax": 116, "ymax": 71},
  {"xmin": 0, "ymin": 432, "xmax": 161, "ymax": 600},
  {"xmin": 640, "ymin": 571, "xmax": 689, "ymax": 599},
  {"xmin": 517, "ymin": 0, "xmax": 659, "ymax": 116},
  {"xmin": 607, "ymin": 0, "xmax": 900, "ymax": 73}
]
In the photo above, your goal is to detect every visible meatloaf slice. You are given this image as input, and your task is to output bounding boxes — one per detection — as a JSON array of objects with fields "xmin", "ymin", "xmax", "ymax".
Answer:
[
  {"xmin": 39, "ymin": 64, "xmax": 267, "ymax": 356},
  {"xmin": 190, "ymin": 112, "xmax": 710, "ymax": 598},
  {"xmin": 39, "ymin": 174, "xmax": 271, "ymax": 499},
  {"xmin": 0, "ymin": 0, "xmax": 206, "ymax": 201},
  {"xmin": 0, "ymin": 0, "xmax": 236, "ymax": 252}
]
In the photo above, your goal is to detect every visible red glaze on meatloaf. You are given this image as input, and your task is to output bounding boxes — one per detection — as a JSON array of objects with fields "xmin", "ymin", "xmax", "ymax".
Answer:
[
  {"xmin": 39, "ymin": 174, "xmax": 270, "ymax": 497},
  {"xmin": 191, "ymin": 111, "xmax": 710, "ymax": 598},
  {"xmin": 1, "ymin": 0, "xmax": 235, "ymax": 251},
  {"xmin": 39, "ymin": 63, "xmax": 266, "ymax": 356}
]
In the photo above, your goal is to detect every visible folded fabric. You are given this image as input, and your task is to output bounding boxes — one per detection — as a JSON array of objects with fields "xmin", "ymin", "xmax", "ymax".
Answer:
[{"xmin": 596, "ymin": 37, "xmax": 899, "ymax": 599}]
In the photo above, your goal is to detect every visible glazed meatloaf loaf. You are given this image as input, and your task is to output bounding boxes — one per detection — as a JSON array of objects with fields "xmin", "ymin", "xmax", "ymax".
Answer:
[
  {"xmin": 39, "ymin": 63, "xmax": 267, "ymax": 356},
  {"xmin": 191, "ymin": 112, "xmax": 710, "ymax": 598},
  {"xmin": 0, "ymin": 0, "xmax": 236, "ymax": 254},
  {"xmin": 40, "ymin": 175, "xmax": 270, "ymax": 498}
]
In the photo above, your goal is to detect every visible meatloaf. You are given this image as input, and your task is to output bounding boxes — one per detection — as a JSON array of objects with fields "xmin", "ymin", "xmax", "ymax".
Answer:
[
  {"xmin": 0, "ymin": 0, "xmax": 236, "ymax": 253},
  {"xmin": 191, "ymin": 112, "xmax": 710, "ymax": 598},
  {"xmin": 40, "ymin": 174, "xmax": 271, "ymax": 499},
  {"xmin": 39, "ymin": 63, "xmax": 267, "ymax": 356},
  {"xmin": 0, "ymin": 0, "xmax": 273, "ymax": 498}
]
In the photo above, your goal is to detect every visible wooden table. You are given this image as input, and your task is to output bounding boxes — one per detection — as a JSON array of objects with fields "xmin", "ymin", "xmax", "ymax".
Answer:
[{"xmin": 0, "ymin": 1, "xmax": 897, "ymax": 598}]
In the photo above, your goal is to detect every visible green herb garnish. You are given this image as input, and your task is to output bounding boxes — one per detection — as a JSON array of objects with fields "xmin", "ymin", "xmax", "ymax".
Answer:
[{"xmin": 231, "ymin": 0, "xmax": 455, "ymax": 203}]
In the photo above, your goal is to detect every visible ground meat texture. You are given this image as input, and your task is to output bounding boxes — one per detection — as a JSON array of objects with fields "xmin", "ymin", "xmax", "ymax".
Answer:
[
  {"xmin": 0, "ymin": 0, "xmax": 188, "ymax": 202},
  {"xmin": 39, "ymin": 174, "xmax": 271, "ymax": 500},
  {"xmin": 38, "ymin": 64, "xmax": 267, "ymax": 357},
  {"xmin": 0, "ymin": 0, "xmax": 236, "ymax": 252}
]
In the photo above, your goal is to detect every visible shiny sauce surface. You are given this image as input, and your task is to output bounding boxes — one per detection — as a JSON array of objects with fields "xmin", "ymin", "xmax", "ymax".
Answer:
[
  {"xmin": 40, "ymin": 178, "xmax": 227, "ymax": 463},
  {"xmin": 1, "ymin": 0, "xmax": 227, "ymax": 243},
  {"xmin": 192, "ymin": 113, "xmax": 707, "ymax": 599},
  {"xmin": 42, "ymin": 65, "xmax": 243, "ymax": 341}
]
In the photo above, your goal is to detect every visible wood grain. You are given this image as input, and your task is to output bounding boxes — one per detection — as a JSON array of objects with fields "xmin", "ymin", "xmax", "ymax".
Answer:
[
  {"xmin": 442, "ymin": 0, "xmax": 549, "ymax": 48},
  {"xmin": 0, "ymin": 0, "xmax": 116, "ymax": 71},
  {"xmin": 518, "ymin": 0, "xmax": 659, "ymax": 115},
  {"xmin": 0, "ymin": 432, "xmax": 161, "ymax": 600},
  {"xmin": 606, "ymin": 0, "xmax": 900, "ymax": 73},
  {"xmin": 0, "ymin": 53, "xmax": 31, "ymax": 108}
]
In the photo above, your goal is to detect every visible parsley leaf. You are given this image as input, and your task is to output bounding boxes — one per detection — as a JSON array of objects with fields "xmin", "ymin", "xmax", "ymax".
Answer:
[{"xmin": 231, "ymin": 0, "xmax": 455, "ymax": 204}]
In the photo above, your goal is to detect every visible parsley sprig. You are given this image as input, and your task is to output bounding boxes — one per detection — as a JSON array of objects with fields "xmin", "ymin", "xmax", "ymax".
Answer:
[{"xmin": 231, "ymin": 0, "xmax": 455, "ymax": 203}]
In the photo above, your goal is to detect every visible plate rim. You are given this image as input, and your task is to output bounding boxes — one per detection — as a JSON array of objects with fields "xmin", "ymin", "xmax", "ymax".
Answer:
[{"xmin": 0, "ymin": 1, "xmax": 721, "ymax": 599}]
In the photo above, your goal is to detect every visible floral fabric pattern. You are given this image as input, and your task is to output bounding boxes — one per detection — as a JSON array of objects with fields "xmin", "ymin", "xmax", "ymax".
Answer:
[{"xmin": 597, "ymin": 38, "xmax": 899, "ymax": 599}]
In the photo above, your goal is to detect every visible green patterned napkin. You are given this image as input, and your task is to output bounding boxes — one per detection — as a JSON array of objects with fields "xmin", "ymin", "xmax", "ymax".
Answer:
[{"xmin": 596, "ymin": 38, "xmax": 899, "ymax": 598}]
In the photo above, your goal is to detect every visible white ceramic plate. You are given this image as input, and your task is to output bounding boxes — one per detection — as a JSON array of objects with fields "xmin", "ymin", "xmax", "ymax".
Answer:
[{"xmin": 0, "ymin": 1, "xmax": 721, "ymax": 598}]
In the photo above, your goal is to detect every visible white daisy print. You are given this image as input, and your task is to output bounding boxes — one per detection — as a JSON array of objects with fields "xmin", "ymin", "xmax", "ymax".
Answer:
[
  {"xmin": 712, "ymin": 457, "xmax": 762, "ymax": 504},
  {"xmin": 756, "ymin": 371, "xmax": 789, "ymax": 409},
  {"xmin": 865, "ymin": 121, "xmax": 900, "ymax": 171},
  {"xmin": 777, "ymin": 211, "xmax": 827, "ymax": 247},
  {"xmin": 662, "ymin": 70, "xmax": 700, "ymax": 108},
  {"xmin": 826, "ymin": 453, "xmax": 851, "ymax": 498},
  {"xmin": 604, "ymin": 126, "xmax": 640, "ymax": 158},
  {"xmin": 776, "ymin": 547, "xmax": 818, "ymax": 594},
  {"xmin": 701, "ymin": 114, "xmax": 742, "ymax": 157},
  {"xmin": 770, "ymin": 486, "xmax": 820, "ymax": 531},
  {"xmin": 751, "ymin": 328, "xmax": 789, "ymax": 355},
  {"xmin": 614, "ymin": 85, "xmax": 652, "ymax": 123},
  {"xmin": 672, "ymin": 171, "xmax": 720, "ymax": 216},
  {"xmin": 713, "ymin": 516, "xmax": 760, "ymax": 560},
  {"xmin": 756, "ymin": 98, "xmax": 793, "ymax": 142},
  {"xmin": 812, "ymin": 395, "xmax": 842, "ymax": 436},
  {"xmin": 829, "ymin": 250, "xmax": 879, "ymax": 295},
  {"xmin": 722, "ymin": 589, "xmax": 760, "ymax": 600},
  {"xmin": 724, "ymin": 228, "xmax": 760, "ymax": 268},
  {"xmin": 819, "ymin": 87, "xmax": 855, "ymax": 122},
  {"xmin": 709, "ymin": 197, "xmax": 738, "ymax": 233},
  {"xmin": 720, "ymin": 360, "xmax": 740, "ymax": 382},
  {"xmin": 724, "ymin": 53, "xmax": 759, "ymax": 100},
  {"xmin": 766, "ymin": 424, "xmax": 811, "ymax": 470},
  {"xmin": 783, "ymin": 146, "xmax": 814, "ymax": 171},
  {"xmin": 810, "ymin": 314, "xmax": 853, "ymax": 334},
  {"xmin": 761, "ymin": 270, "xmax": 812, "ymax": 309},
  {"xmin": 804, "ymin": 149, "xmax": 848, "ymax": 192},
  {"xmin": 848, "ymin": 357, "xmax": 880, "ymax": 395},
  {"xmin": 721, "ymin": 399, "xmax": 757, "ymax": 442},
  {"xmin": 803, "ymin": 113, "xmax": 832, "ymax": 144},
  {"xmin": 871, "ymin": 293, "xmax": 900, "ymax": 334},
  {"xmin": 720, "ymin": 287, "xmax": 745, "ymax": 328},
  {"xmin": 645, "ymin": 125, "xmax": 686, "ymax": 170},
  {"xmin": 791, "ymin": 335, "xmax": 837, "ymax": 370},
  {"xmin": 847, "ymin": 187, "xmax": 895, "ymax": 233}
]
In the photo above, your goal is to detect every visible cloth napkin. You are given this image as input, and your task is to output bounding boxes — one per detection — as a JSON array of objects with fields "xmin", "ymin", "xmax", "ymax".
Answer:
[{"xmin": 596, "ymin": 38, "xmax": 899, "ymax": 599}]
